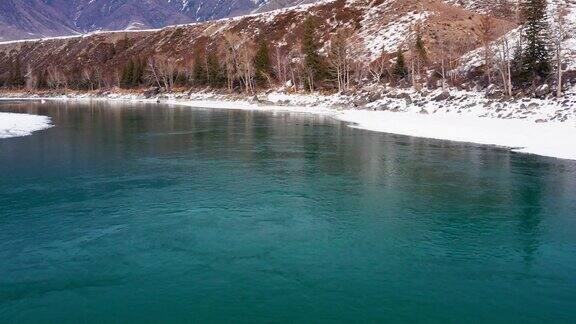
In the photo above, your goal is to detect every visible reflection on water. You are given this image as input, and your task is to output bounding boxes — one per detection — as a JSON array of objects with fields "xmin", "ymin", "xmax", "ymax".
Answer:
[{"xmin": 1, "ymin": 100, "xmax": 576, "ymax": 323}]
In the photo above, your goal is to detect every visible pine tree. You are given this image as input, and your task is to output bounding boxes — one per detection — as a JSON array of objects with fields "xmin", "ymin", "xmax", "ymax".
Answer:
[
  {"xmin": 175, "ymin": 72, "xmax": 188, "ymax": 86},
  {"xmin": 254, "ymin": 39, "xmax": 272, "ymax": 86},
  {"xmin": 131, "ymin": 59, "xmax": 143, "ymax": 87},
  {"xmin": 393, "ymin": 50, "xmax": 408, "ymax": 79},
  {"xmin": 301, "ymin": 16, "xmax": 326, "ymax": 91},
  {"xmin": 517, "ymin": 0, "xmax": 551, "ymax": 86},
  {"xmin": 10, "ymin": 58, "xmax": 25, "ymax": 88},
  {"xmin": 120, "ymin": 60, "xmax": 135, "ymax": 88},
  {"xmin": 206, "ymin": 51, "xmax": 223, "ymax": 87},
  {"xmin": 121, "ymin": 33, "xmax": 131, "ymax": 51},
  {"xmin": 193, "ymin": 48, "xmax": 207, "ymax": 86},
  {"xmin": 37, "ymin": 70, "xmax": 48, "ymax": 89},
  {"xmin": 409, "ymin": 25, "xmax": 428, "ymax": 89},
  {"xmin": 414, "ymin": 32, "xmax": 427, "ymax": 63}
]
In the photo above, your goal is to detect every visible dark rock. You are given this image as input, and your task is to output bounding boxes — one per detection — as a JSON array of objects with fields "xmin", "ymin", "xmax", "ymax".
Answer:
[
  {"xmin": 396, "ymin": 93, "xmax": 412, "ymax": 105},
  {"xmin": 143, "ymin": 87, "xmax": 160, "ymax": 98},
  {"xmin": 535, "ymin": 84, "xmax": 550, "ymax": 97},
  {"xmin": 353, "ymin": 98, "xmax": 369, "ymax": 107},
  {"xmin": 367, "ymin": 93, "xmax": 381, "ymax": 102},
  {"xmin": 433, "ymin": 91, "xmax": 451, "ymax": 101},
  {"xmin": 486, "ymin": 84, "xmax": 497, "ymax": 95}
]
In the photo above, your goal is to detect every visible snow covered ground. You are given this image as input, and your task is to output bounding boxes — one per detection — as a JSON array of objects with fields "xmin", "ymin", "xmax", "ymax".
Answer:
[
  {"xmin": 338, "ymin": 110, "xmax": 576, "ymax": 160},
  {"xmin": 0, "ymin": 112, "xmax": 52, "ymax": 139},
  {"xmin": 165, "ymin": 91, "xmax": 576, "ymax": 160},
  {"xmin": 181, "ymin": 90, "xmax": 576, "ymax": 160}
]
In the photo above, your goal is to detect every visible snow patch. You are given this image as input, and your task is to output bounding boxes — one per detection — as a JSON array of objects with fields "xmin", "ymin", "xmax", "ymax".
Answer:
[
  {"xmin": 0, "ymin": 112, "xmax": 53, "ymax": 139},
  {"xmin": 338, "ymin": 109, "xmax": 576, "ymax": 160},
  {"xmin": 361, "ymin": 7, "xmax": 430, "ymax": 59}
]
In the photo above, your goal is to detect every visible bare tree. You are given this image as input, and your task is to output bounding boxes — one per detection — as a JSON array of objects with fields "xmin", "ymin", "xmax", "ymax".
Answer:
[
  {"xmin": 219, "ymin": 32, "xmax": 240, "ymax": 92},
  {"xmin": 495, "ymin": 37, "xmax": 513, "ymax": 97},
  {"xmin": 475, "ymin": 14, "xmax": 496, "ymax": 85},
  {"xmin": 100, "ymin": 68, "xmax": 116, "ymax": 89},
  {"xmin": 327, "ymin": 28, "xmax": 352, "ymax": 92},
  {"xmin": 436, "ymin": 39, "xmax": 450, "ymax": 90},
  {"xmin": 435, "ymin": 33, "xmax": 469, "ymax": 89},
  {"xmin": 81, "ymin": 67, "xmax": 97, "ymax": 91},
  {"xmin": 46, "ymin": 65, "xmax": 67, "ymax": 89},
  {"xmin": 288, "ymin": 44, "xmax": 306, "ymax": 90},
  {"xmin": 25, "ymin": 65, "xmax": 37, "ymax": 90},
  {"xmin": 237, "ymin": 35, "xmax": 256, "ymax": 93},
  {"xmin": 368, "ymin": 54, "xmax": 389, "ymax": 85},
  {"xmin": 156, "ymin": 56, "xmax": 177, "ymax": 90},
  {"xmin": 273, "ymin": 46, "xmax": 290, "ymax": 86},
  {"xmin": 408, "ymin": 23, "xmax": 428, "ymax": 91},
  {"xmin": 147, "ymin": 57, "xmax": 162, "ymax": 88},
  {"xmin": 93, "ymin": 66, "xmax": 103, "ymax": 89},
  {"xmin": 218, "ymin": 32, "xmax": 256, "ymax": 93},
  {"xmin": 349, "ymin": 33, "xmax": 367, "ymax": 89},
  {"xmin": 550, "ymin": 0, "xmax": 568, "ymax": 97}
]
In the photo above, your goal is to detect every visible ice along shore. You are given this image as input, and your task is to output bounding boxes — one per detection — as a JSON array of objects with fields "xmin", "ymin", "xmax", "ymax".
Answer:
[{"xmin": 0, "ymin": 112, "xmax": 53, "ymax": 139}]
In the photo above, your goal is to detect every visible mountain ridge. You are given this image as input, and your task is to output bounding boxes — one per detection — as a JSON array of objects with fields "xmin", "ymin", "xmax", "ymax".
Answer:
[{"xmin": 0, "ymin": 0, "xmax": 311, "ymax": 41}]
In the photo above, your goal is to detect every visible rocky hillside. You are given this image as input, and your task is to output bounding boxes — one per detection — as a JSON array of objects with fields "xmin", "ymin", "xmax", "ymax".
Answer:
[
  {"xmin": 0, "ymin": 0, "xmax": 515, "ymax": 80},
  {"xmin": 0, "ymin": 0, "xmax": 309, "ymax": 41},
  {"xmin": 449, "ymin": 0, "xmax": 521, "ymax": 17}
]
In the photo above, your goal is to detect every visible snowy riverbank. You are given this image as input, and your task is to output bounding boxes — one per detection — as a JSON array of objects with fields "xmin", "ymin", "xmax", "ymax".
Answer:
[
  {"xmin": 1, "ymin": 88, "xmax": 576, "ymax": 160},
  {"xmin": 167, "ymin": 95, "xmax": 576, "ymax": 160},
  {"xmin": 0, "ymin": 112, "xmax": 52, "ymax": 139}
]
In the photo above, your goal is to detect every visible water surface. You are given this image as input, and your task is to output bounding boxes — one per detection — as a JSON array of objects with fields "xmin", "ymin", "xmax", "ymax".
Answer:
[{"xmin": 1, "ymin": 101, "xmax": 575, "ymax": 323}]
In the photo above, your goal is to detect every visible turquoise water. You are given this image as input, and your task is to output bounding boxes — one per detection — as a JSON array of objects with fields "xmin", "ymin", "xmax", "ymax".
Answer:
[{"xmin": 1, "ymin": 101, "xmax": 575, "ymax": 323}]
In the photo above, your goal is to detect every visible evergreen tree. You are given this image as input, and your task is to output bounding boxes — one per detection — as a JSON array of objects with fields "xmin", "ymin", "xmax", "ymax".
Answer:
[
  {"xmin": 206, "ymin": 51, "xmax": 223, "ymax": 87},
  {"xmin": 120, "ymin": 60, "xmax": 135, "ymax": 88},
  {"xmin": 131, "ymin": 59, "xmax": 143, "ymax": 87},
  {"xmin": 10, "ymin": 58, "xmax": 25, "ymax": 88},
  {"xmin": 175, "ymin": 72, "xmax": 188, "ymax": 87},
  {"xmin": 121, "ymin": 33, "xmax": 131, "ymax": 51},
  {"xmin": 517, "ymin": 0, "xmax": 551, "ymax": 86},
  {"xmin": 254, "ymin": 39, "xmax": 272, "ymax": 86},
  {"xmin": 193, "ymin": 48, "xmax": 207, "ymax": 86},
  {"xmin": 393, "ymin": 50, "xmax": 408, "ymax": 79},
  {"xmin": 414, "ymin": 32, "xmax": 427, "ymax": 63},
  {"xmin": 37, "ymin": 70, "xmax": 48, "ymax": 89},
  {"xmin": 301, "ymin": 16, "xmax": 326, "ymax": 91}
]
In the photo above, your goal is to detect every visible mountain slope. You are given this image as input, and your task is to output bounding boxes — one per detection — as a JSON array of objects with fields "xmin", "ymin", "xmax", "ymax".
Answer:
[
  {"xmin": 0, "ymin": 0, "xmax": 76, "ymax": 41},
  {"xmin": 0, "ymin": 0, "xmax": 308, "ymax": 41},
  {"xmin": 0, "ymin": 0, "xmax": 515, "ymax": 81}
]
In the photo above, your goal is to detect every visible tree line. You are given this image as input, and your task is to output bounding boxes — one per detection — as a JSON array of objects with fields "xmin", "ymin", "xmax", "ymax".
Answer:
[{"xmin": 0, "ymin": 0, "xmax": 571, "ymax": 97}]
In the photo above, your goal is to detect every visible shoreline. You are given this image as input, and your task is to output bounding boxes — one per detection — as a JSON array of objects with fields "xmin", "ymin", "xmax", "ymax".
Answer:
[{"xmin": 1, "ymin": 90, "xmax": 575, "ymax": 161}]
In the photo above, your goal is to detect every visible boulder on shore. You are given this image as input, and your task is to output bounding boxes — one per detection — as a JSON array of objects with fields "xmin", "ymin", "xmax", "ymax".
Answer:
[
  {"xmin": 535, "ymin": 84, "xmax": 550, "ymax": 98},
  {"xmin": 143, "ymin": 87, "xmax": 160, "ymax": 98}
]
